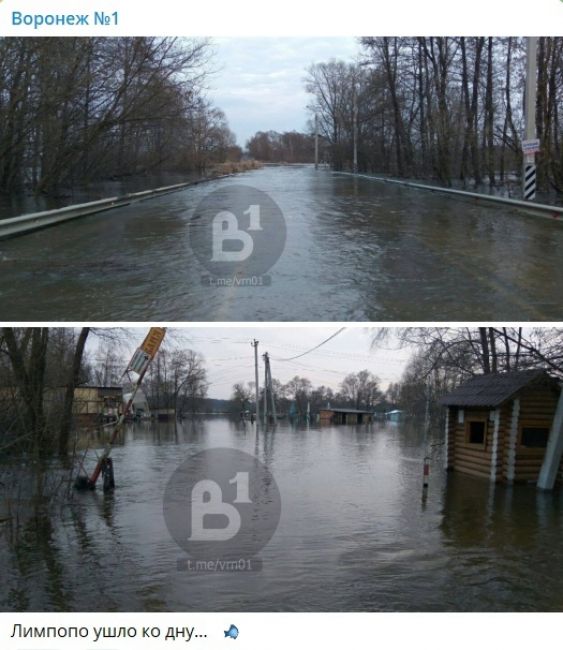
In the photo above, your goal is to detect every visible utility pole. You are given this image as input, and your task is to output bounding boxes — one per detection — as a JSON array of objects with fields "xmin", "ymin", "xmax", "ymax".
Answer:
[
  {"xmin": 266, "ymin": 353, "xmax": 277, "ymax": 424},
  {"xmin": 263, "ymin": 353, "xmax": 268, "ymax": 426},
  {"xmin": 252, "ymin": 340, "xmax": 260, "ymax": 425},
  {"xmin": 523, "ymin": 37, "xmax": 538, "ymax": 201},
  {"xmin": 314, "ymin": 113, "xmax": 319, "ymax": 170},
  {"xmin": 422, "ymin": 379, "xmax": 431, "ymax": 495},
  {"xmin": 261, "ymin": 352, "xmax": 277, "ymax": 426},
  {"xmin": 353, "ymin": 83, "xmax": 358, "ymax": 174}
]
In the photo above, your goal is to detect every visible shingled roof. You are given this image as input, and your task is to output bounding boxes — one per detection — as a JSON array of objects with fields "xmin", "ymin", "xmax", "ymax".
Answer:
[{"xmin": 439, "ymin": 369, "xmax": 557, "ymax": 408}]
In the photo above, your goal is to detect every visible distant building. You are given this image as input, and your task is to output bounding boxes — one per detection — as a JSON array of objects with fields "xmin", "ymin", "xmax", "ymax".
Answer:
[
  {"xmin": 153, "ymin": 408, "xmax": 176, "ymax": 422},
  {"xmin": 386, "ymin": 409, "xmax": 403, "ymax": 423},
  {"xmin": 319, "ymin": 407, "xmax": 373, "ymax": 425},
  {"xmin": 72, "ymin": 386, "xmax": 123, "ymax": 426},
  {"xmin": 123, "ymin": 388, "xmax": 150, "ymax": 419},
  {"xmin": 440, "ymin": 370, "xmax": 562, "ymax": 484},
  {"xmin": 1, "ymin": 385, "xmax": 123, "ymax": 428}
]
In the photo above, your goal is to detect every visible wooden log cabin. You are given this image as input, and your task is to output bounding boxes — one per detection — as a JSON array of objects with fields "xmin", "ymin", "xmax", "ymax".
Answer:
[{"xmin": 439, "ymin": 370, "xmax": 562, "ymax": 484}]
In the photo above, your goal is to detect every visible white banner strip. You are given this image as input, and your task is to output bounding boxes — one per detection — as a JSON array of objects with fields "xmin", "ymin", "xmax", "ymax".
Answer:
[
  {"xmin": 2, "ymin": 613, "xmax": 563, "ymax": 650},
  {"xmin": 0, "ymin": 0, "xmax": 562, "ymax": 36}
]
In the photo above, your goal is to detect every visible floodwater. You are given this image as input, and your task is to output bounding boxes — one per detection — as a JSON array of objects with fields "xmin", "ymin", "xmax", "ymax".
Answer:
[
  {"xmin": 1, "ymin": 166, "xmax": 562, "ymax": 320},
  {"xmin": 2, "ymin": 417, "xmax": 563, "ymax": 612}
]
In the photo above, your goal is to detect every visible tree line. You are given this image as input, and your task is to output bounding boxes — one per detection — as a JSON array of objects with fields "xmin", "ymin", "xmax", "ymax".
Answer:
[
  {"xmin": 384, "ymin": 327, "xmax": 563, "ymax": 420},
  {"xmin": 306, "ymin": 37, "xmax": 563, "ymax": 193},
  {"xmin": 0, "ymin": 37, "xmax": 241, "ymax": 196},
  {"xmin": 231, "ymin": 368, "xmax": 387, "ymax": 417},
  {"xmin": 245, "ymin": 130, "xmax": 316, "ymax": 164},
  {"xmin": 0, "ymin": 328, "xmax": 209, "ymax": 459}
]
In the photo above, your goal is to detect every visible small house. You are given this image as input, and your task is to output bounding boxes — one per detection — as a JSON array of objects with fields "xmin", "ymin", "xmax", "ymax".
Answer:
[
  {"xmin": 319, "ymin": 407, "xmax": 373, "ymax": 425},
  {"xmin": 440, "ymin": 370, "xmax": 562, "ymax": 484},
  {"xmin": 123, "ymin": 388, "xmax": 151, "ymax": 419},
  {"xmin": 73, "ymin": 386, "xmax": 123, "ymax": 426},
  {"xmin": 386, "ymin": 409, "xmax": 403, "ymax": 423}
]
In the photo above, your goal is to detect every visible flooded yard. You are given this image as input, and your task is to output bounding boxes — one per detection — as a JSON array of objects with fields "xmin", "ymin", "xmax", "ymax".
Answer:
[{"xmin": 2, "ymin": 417, "xmax": 563, "ymax": 612}]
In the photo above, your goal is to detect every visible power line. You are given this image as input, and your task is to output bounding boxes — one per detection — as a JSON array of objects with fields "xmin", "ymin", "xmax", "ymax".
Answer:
[{"xmin": 273, "ymin": 328, "xmax": 346, "ymax": 362}]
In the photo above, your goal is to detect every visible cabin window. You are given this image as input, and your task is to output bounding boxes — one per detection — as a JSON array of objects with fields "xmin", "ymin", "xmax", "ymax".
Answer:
[
  {"xmin": 520, "ymin": 426, "xmax": 550, "ymax": 448},
  {"xmin": 466, "ymin": 419, "xmax": 487, "ymax": 446}
]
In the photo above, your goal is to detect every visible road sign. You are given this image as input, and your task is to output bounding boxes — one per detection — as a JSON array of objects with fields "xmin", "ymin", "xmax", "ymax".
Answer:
[
  {"xmin": 128, "ymin": 348, "xmax": 151, "ymax": 375},
  {"xmin": 522, "ymin": 138, "xmax": 540, "ymax": 154},
  {"xmin": 127, "ymin": 327, "xmax": 166, "ymax": 375},
  {"xmin": 140, "ymin": 327, "xmax": 166, "ymax": 359}
]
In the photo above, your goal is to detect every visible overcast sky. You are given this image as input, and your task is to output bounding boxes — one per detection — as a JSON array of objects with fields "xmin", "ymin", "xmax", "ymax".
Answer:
[
  {"xmin": 100, "ymin": 327, "xmax": 413, "ymax": 400},
  {"xmin": 207, "ymin": 37, "xmax": 362, "ymax": 146}
]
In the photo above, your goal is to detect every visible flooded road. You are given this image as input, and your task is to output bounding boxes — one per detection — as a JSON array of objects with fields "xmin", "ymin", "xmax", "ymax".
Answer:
[
  {"xmin": 1, "ymin": 166, "xmax": 562, "ymax": 321},
  {"xmin": 2, "ymin": 418, "xmax": 563, "ymax": 612}
]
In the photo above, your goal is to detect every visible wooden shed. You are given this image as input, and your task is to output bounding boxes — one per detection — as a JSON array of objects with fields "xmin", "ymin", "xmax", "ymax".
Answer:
[
  {"xmin": 440, "ymin": 370, "xmax": 562, "ymax": 484},
  {"xmin": 72, "ymin": 386, "xmax": 123, "ymax": 426},
  {"xmin": 319, "ymin": 407, "xmax": 373, "ymax": 425}
]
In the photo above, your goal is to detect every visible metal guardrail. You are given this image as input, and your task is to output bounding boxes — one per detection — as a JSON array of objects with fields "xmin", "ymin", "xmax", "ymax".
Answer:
[
  {"xmin": 0, "ymin": 175, "xmax": 232, "ymax": 241},
  {"xmin": 336, "ymin": 172, "xmax": 563, "ymax": 221}
]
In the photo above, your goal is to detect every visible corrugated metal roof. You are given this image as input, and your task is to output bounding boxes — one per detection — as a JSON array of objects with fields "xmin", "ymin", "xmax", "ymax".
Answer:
[{"xmin": 439, "ymin": 369, "xmax": 556, "ymax": 407}]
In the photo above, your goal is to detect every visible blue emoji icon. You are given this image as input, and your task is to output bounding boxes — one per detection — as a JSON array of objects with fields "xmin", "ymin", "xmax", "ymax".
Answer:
[{"xmin": 224, "ymin": 624, "xmax": 239, "ymax": 640}]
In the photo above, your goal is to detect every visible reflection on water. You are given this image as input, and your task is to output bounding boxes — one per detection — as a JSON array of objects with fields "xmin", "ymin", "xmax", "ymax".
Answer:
[
  {"xmin": 1, "ymin": 417, "xmax": 563, "ymax": 612},
  {"xmin": 1, "ymin": 167, "xmax": 562, "ymax": 320}
]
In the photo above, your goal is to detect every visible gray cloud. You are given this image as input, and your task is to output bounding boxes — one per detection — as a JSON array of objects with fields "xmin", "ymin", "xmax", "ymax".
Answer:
[{"xmin": 207, "ymin": 37, "xmax": 361, "ymax": 145}]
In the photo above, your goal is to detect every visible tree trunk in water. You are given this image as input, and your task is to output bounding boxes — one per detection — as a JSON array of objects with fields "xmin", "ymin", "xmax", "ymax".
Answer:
[
  {"xmin": 58, "ymin": 327, "xmax": 90, "ymax": 459},
  {"xmin": 2, "ymin": 327, "xmax": 50, "ymax": 457}
]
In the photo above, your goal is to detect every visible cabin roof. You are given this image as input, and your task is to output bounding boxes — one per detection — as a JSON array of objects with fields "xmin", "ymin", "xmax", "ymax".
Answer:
[
  {"xmin": 439, "ymin": 369, "xmax": 557, "ymax": 408},
  {"xmin": 78, "ymin": 385, "xmax": 123, "ymax": 391},
  {"xmin": 320, "ymin": 407, "xmax": 373, "ymax": 414}
]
